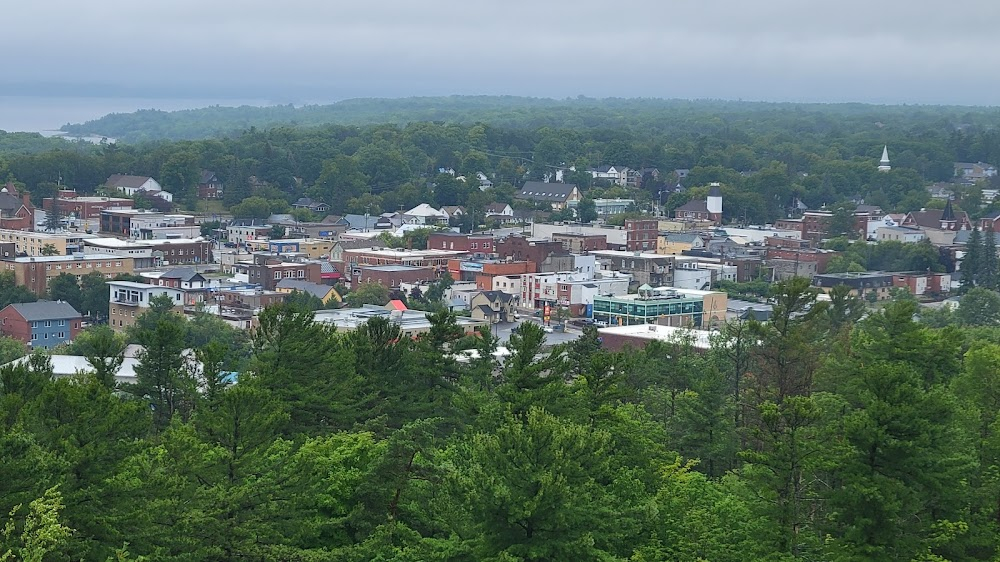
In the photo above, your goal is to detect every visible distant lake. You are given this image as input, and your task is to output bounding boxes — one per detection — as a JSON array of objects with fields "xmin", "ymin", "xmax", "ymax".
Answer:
[{"xmin": 0, "ymin": 96, "xmax": 273, "ymax": 134}]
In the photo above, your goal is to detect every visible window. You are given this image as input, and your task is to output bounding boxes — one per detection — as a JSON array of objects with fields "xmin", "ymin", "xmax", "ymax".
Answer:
[
  {"xmin": 274, "ymin": 271, "xmax": 280, "ymax": 279},
  {"xmin": 31, "ymin": 334, "xmax": 36, "ymax": 341},
  {"xmin": 58, "ymin": 332, "xmax": 64, "ymax": 338}
]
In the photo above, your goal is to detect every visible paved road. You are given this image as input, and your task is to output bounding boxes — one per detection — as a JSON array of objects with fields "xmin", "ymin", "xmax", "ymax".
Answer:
[{"xmin": 490, "ymin": 318, "xmax": 582, "ymax": 346}]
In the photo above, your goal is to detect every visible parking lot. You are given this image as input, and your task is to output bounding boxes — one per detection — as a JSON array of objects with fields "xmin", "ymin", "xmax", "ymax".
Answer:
[{"xmin": 490, "ymin": 318, "xmax": 583, "ymax": 346}]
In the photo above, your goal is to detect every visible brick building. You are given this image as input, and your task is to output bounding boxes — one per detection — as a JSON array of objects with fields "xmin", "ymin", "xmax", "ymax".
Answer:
[
  {"xmin": 626, "ymin": 219, "xmax": 658, "ymax": 252},
  {"xmin": 427, "ymin": 232, "xmax": 496, "ymax": 255},
  {"xmin": 763, "ymin": 236, "xmax": 838, "ymax": 274},
  {"xmin": 6, "ymin": 255, "xmax": 135, "ymax": 295},
  {"xmin": 447, "ymin": 259, "xmax": 536, "ymax": 286},
  {"xmin": 43, "ymin": 189, "xmax": 133, "ymax": 219},
  {"xmin": 237, "ymin": 254, "xmax": 323, "ymax": 291},
  {"xmin": 495, "ymin": 235, "xmax": 565, "ymax": 265},
  {"xmin": 551, "ymin": 232, "xmax": 608, "ymax": 253},
  {"xmin": 0, "ymin": 183, "xmax": 35, "ymax": 231},
  {"xmin": 355, "ymin": 265, "xmax": 436, "ymax": 288}
]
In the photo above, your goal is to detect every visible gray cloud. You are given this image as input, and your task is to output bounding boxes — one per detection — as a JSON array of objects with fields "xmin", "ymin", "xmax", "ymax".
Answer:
[{"xmin": 4, "ymin": 0, "xmax": 1000, "ymax": 105}]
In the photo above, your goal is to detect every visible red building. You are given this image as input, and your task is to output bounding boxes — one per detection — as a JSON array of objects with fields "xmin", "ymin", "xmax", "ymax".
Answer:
[
  {"xmin": 198, "ymin": 171, "xmax": 224, "ymax": 199},
  {"xmin": 495, "ymin": 235, "xmax": 565, "ymax": 265},
  {"xmin": 427, "ymin": 232, "xmax": 495, "ymax": 254},
  {"xmin": 43, "ymin": 189, "xmax": 133, "ymax": 219},
  {"xmin": 240, "ymin": 254, "xmax": 323, "ymax": 291},
  {"xmin": 0, "ymin": 301, "xmax": 82, "ymax": 350},
  {"xmin": 355, "ymin": 265, "xmax": 436, "ymax": 288},
  {"xmin": 0, "ymin": 183, "xmax": 35, "ymax": 231},
  {"xmin": 625, "ymin": 219, "xmax": 658, "ymax": 252}
]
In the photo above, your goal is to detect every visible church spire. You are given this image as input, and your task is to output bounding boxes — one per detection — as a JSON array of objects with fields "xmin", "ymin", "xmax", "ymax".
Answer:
[{"xmin": 878, "ymin": 145, "xmax": 891, "ymax": 172}]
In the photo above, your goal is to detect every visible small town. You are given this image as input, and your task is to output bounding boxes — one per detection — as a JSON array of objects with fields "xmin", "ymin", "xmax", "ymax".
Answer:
[
  {"xmin": 0, "ymin": 147, "xmax": 986, "ymax": 373},
  {"xmin": 6, "ymin": 1, "xmax": 1000, "ymax": 557}
]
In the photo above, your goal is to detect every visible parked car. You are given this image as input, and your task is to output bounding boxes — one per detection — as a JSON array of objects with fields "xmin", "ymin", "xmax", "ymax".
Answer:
[{"xmin": 542, "ymin": 325, "xmax": 554, "ymax": 333}]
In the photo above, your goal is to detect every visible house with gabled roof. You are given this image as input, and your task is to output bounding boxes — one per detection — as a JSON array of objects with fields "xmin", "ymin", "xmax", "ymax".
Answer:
[
  {"xmin": 106, "ymin": 174, "xmax": 172, "ymax": 203},
  {"xmin": 469, "ymin": 290, "xmax": 515, "ymax": 323},
  {"xmin": 0, "ymin": 300, "xmax": 83, "ymax": 349},
  {"xmin": 515, "ymin": 181, "xmax": 581, "ymax": 210},
  {"xmin": 292, "ymin": 197, "xmax": 330, "ymax": 213},
  {"xmin": 198, "ymin": 171, "xmax": 224, "ymax": 199}
]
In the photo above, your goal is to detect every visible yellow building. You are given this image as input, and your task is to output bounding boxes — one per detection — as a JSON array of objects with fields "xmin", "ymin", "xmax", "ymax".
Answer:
[
  {"xmin": 657, "ymin": 233, "xmax": 705, "ymax": 256},
  {"xmin": 0, "ymin": 229, "xmax": 95, "ymax": 256}
]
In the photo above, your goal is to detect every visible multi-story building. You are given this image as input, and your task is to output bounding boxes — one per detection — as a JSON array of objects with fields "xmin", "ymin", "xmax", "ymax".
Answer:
[
  {"xmin": 5, "ymin": 255, "xmax": 135, "ymax": 295},
  {"xmin": 447, "ymin": 259, "xmax": 536, "ymax": 286},
  {"xmin": 355, "ymin": 265, "xmax": 436, "ymax": 288},
  {"xmin": 496, "ymin": 235, "xmax": 566, "ymax": 265},
  {"xmin": 812, "ymin": 272, "xmax": 895, "ymax": 301},
  {"xmin": 592, "ymin": 286, "xmax": 728, "ymax": 329},
  {"xmin": 591, "ymin": 249, "xmax": 675, "ymax": 288},
  {"xmin": 226, "ymin": 223, "xmax": 273, "ymax": 246},
  {"xmin": 234, "ymin": 254, "xmax": 323, "ymax": 291},
  {"xmin": 43, "ymin": 189, "xmax": 133, "ymax": 219},
  {"xmin": 551, "ymin": 232, "xmax": 607, "ymax": 253},
  {"xmin": 762, "ymin": 236, "xmax": 839, "ymax": 274},
  {"xmin": 266, "ymin": 238, "xmax": 334, "ymax": 259},
  {"xmin": 141, "ymin": 268, "xmax": 209, "ymax": 290},
  {"xmin": 0, "ymin": 229, "xmax": 94, "ymax": 256},
  {"xmin": 313, "ymin": 306, "xmax": 487, "ymax": 337},
  {"xmin": 555, "ymin": 275, "xmax": 632, "ymax": 316},
  {"xmin": 107, "ymin": 280, "xmax": 184, "ymax": 331},
  {"xmin": 876, "ymin": 226, "xmax": 927, "ymax": 243},
  {"xmin": 83, "ymin": 238, "xmax": 212, "ymax": 267},
  {"xmin": 626, "ymin": 219, "xmax": 658, "ymax": 252},
  {"xmin": 198, "ymin": 171, "xmax": 224, "ymax": 199},
  {"xmin": 891, "ymin": 271, "xmax": 951, "ymax": 296},
  {"xmin": 100, "ymin": 209, "xmax": 196, "ymax": 239},
  {"xmin": 657, "ymin": 233, "xmax": 706, "ymax": 255},
  {"xmin": 0, "ymin": 301, "xmax": 82, "ymax": 349},
  {"xmin": 519, "ymin": 271, "xmax": 592, "ymax": 308},
  {"xmin": 339, "ymin": 248, "xmax": 467, "ymax": 273},
  {"xmin": 427, "ymin": 232, "xmax": 496, "ymax": 255},
  {"xmin": 0, "ymin": 183, "xmax": 35, "ymax": 231}
]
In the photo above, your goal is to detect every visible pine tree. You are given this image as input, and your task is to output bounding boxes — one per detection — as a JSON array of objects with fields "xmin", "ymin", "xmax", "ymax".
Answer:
[
  {"xmin": 961, "ymin": 227, "xmax": 981, "ymax": 292},
  {"xmin": 982, "ymin": 227, "xmax": 999, "ymax": 291}
]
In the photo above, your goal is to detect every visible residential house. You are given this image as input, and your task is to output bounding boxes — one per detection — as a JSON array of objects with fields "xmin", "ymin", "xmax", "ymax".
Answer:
[
  {"xmin": 0, "ymin": 183, "xmax": 35, "ymax": 231},
  {"xmin": 144, "ymin": 267, "xmax": 208, "ymax": 290},
  {"xmin": 439, "ymin": 206, "xmax": 466, "ymax": 221},
  {"xmin": 105, "ymin": 174, "xmax": 173, "ymax": 202},
  {"xmin": 955, "ymin": 162, "xmax": 998, "ymax": 183},
  {"xmin": 980, "ymin": 212, "xmax": 1000, "ymax": 231},
  {"xmin": 292, "ymin": 197, "xmax": 330, "ymax": 213},
  {"xmin": 515, "ymin": 181, "xmax": 581, "ymax": 210},
  {"xmin": 275, "ymin": 279, "xmax": 342, "ymax": 304},
  {"xmin": 403, "ymin": 204, "xmax": 449, "ymax": 225},
  {"xmin": 197, "ymin": 171, "xmax": 224, "ymax": 199},
  {"xmin": 658, "ymin": 233, "xmax": 706, "ymax": 255},
  {"xmin": 469, "ymin": 291, "xmax": 515, "ymax": 323},
  {"xmin": 589, "ymin": 165, "xmax": 631, "ymax": 186},
  {"xmin": 0, "ymin": 301, "xmax": 82, "ymax": 349}
]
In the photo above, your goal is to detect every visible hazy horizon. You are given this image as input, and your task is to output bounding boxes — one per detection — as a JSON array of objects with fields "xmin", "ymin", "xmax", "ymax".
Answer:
[{"xmin": 4, "ymin": 0, "xmax": 1000, "ymax": 119}]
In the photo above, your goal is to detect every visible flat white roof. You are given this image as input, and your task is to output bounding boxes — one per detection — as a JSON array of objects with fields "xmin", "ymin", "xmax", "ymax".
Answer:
[
  {"xmin": 598, "ymin": 324, "xmax": 714, "ymax": 349},
  {"xmin": 343, "ymin": 248, "xmax": 467, "ymax": 258},
  {"xmin": 12, "ymin": 253, "xmax": 125, "ymax": 263},
  {"xmin": 84, "ymin": 237, "xmax": 205, "ymax": 248},
  {"xmin": 591, "ymin": 250, "xmax": 667, "ymax": 260}
]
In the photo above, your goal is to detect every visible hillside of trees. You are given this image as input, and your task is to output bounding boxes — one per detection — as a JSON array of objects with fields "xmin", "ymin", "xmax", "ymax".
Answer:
[
  {"xmin": 58, "ymin": 96, "xmax": 1000, "ymax": 144},
  {"xmin": 5, "ymin": 281, "xmax": 1000, "ymax": 560},
  {"xmin": 8, "ymin": 99, "xmax": 1000, "ymax": 224}
]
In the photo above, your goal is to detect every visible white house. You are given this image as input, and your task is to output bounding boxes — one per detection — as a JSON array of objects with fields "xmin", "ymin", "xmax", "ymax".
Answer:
[
  {"xmin": 403, "ymin": 203, "xmax": 449, "ymax": 225},
  {"xmin": 105, "ymin": 174, "xmax": 173, "ymax": 202},
  {"xmin": 589, "ymin": 165, "xmax": 631, "ymax": 186}
]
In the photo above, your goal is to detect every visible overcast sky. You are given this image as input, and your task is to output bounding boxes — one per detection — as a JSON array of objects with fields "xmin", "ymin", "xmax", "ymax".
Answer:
[{"xmin": 4, "ymin": 0, "xmax": 1000, "ymax": 106}]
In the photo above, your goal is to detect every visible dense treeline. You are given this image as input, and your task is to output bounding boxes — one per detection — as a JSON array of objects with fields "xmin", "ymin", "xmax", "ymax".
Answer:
[
  {"xmin": 4, "ymin": 280, "xmax": 1000, "ymax": 560},
  {"xmin": 8, "ymin": 99, "xmax": 1000, "ymax": 222}
]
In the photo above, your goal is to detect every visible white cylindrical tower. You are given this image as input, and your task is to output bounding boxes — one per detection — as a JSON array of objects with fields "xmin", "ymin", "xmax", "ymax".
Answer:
[{"xmin": 707, "ymin": 183, "xmax": 723, "ymax": 215}]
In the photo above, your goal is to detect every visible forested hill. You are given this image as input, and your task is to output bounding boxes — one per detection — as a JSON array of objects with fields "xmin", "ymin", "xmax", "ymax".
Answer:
[{"xmin": 60, "ymin": 95, "xmax": 1000, "ymax": 143}]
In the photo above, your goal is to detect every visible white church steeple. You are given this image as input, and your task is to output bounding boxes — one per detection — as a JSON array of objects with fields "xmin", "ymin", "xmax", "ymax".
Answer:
[{"xmin": 878, "ymin": 145, "xmax": 891, "ymax": 172}]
